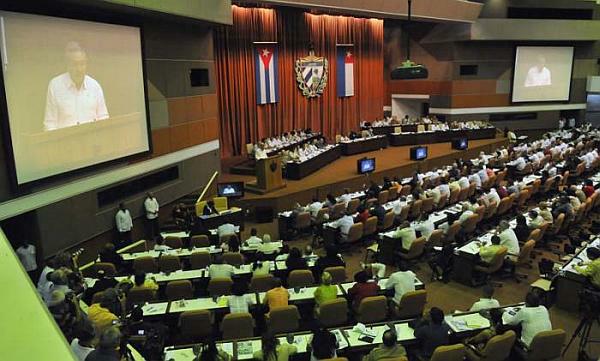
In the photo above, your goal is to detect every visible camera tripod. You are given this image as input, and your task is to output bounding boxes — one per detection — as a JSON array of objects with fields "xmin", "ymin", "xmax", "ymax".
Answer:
[{"xmin": 563, "ymin": 312, "xmax": 600, "ymax": 361}]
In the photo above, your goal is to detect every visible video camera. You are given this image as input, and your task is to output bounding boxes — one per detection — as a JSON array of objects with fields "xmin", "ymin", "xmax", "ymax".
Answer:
[{"xmin": 579, "ymin": 288, "xmax": 600, "ymax": 318}]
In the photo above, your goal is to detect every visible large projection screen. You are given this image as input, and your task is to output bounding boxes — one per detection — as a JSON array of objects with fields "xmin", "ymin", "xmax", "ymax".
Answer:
[
  {"xmin": 511, "ymin": 46, "xmax": 574, "ymax": 103},
  {"xmin": 0, "ymin": 11, "xmax": 150, "ymax": 185}
]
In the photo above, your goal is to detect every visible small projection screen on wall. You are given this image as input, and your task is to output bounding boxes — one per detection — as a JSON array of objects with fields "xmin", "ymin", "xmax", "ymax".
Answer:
[
  {"xmin": 0, "ymin": 11, "xmax": 150, "ymax": 185},
  {"xmin": 511, "ymin": 46, "xmax": 574, "ymax": 103}
]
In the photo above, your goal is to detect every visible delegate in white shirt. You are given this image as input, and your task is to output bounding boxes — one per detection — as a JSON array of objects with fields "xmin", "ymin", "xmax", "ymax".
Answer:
[
  {"xmin": 16, "ymin": 244, "xmax": 37, "ymax": 271},
  {"xmin": 144, "ymin": 197, "xmax": 159, "ymax": 220},
  {"xmin": 385, "ymin": 270, "xmax": 416, "ymax": 304},
  {"xmin": 503, "ymin": 305, "xmax": 552, "ymax": 346},
  {"xmin": 115, "ymin": 209, "xmax": 133, "ymax": 232},
  {"xmin": 470, "ymin": 297, "xmax": 500, "ymax": 312},
  {"xmin": 44, "ymin": 73, "xmax": 109, "ymax": 131}
]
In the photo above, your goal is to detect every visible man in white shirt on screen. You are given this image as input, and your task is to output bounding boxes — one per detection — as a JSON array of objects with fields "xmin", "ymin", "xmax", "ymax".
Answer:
[
  {"xmin": 44, "ymin": 42, "xmax": 109, "ymax": 131},
  {"xmin": 524, "ymin": 55, "xmax": 551, "ymax": 87}
]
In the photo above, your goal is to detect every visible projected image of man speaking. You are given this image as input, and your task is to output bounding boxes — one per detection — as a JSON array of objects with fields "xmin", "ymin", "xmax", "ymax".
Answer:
[
  {"xmin": 524, "ymin": 55, "xmax": 552, "ymax": 87},
  {"xmin": 43, "ymin": 42, "xmax": 109, "ymax": 131}
]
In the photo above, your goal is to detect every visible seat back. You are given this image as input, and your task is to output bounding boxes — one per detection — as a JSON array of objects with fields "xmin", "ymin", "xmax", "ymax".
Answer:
[
  {"xmin": 457, "ymin": 188, "xmax": 470, "ymax": 202},
  {"xmin": 335, "ymin": 134, "xmax": 342, "ymax": 143},
  {"xmin": 268, "ymin": 305, "xmax": 300, "ymax": 334},
  {"xmin": 409, "ymin": 200, "xmax": 422, "ymax": 219},
  {"xmin": 444, "ymin": 221, "xmax": 462, "ymax": 244},
  {"xmin": 288, "ymin": 270, "xmax": 315, "ymax": 288},
  {"xmin": 517, "ymin": 189, "xmax": 530, "ymax": 208},
  {"xmin": 250, "ymin": 274, "xmax": 275, "ymax": 292},
  {"xmin": 417, "ymin": 124, "xmax": 426, "ymax": 132},
  {"xmin": 207, "ymin": 277, "xmax": 233, "ymax": 296},
  {"xmin": 179, "ymin": 310, "xmax": 212, "ymax": 341},
  {"xmin": 495, "ymin": 171, "xmax": 506, "ymax": 186},
  {"xmin": 474, "ymin": 205, "xmax": 486, "ymax": 223},
  {"xmin": 345, "ymin": 223, "xmax": 364, "ymax": 244},
  {"xmin": 388, "ymin": 187, "xmax": 399, "ymax": 201},
  {"xmin": 317, "ymin": 298, "xmax": 348, "ymax": 327},
  {"xmin": 421, "ymin": 197, "xmax": 434, "ymax": 214},
  {"xmin": 246, "ymin": 143, "xmax": 254, "ymax": 156},
  {"xmin": 365, "ymin": 198, "xmax": 377, "ymax": 208},
  {"xmin": 190, "ymin": 252, "xmax": 211, "ymax": 269},
  {"xmin": 484, "ymin": 201, "xmax": 498, "ymax": 220},
  {"xmin": 164, "ymin": 236, "xmax": 183, "ymax": 249},
  {"xmin": 330, "ymin": 203, "xmax": 346, "ymax": 220},
  {"xmin": 399, "ymin": 185, "xmax": 411, "ymax": 197},
  {"xmin": 213, "ymin": 197, "xmax": 228, "ymax": 213},
  {"xmin": 528, "ymin": 229, "xmax": 542, "ymax": 243},
  {"xmin": 221, "ymin": 313, "xmax": 254, "ymax": 340},
  {"xmin": 527, "ymin": 329, "xmax": 566, "ymax": 361},
  {"xmin": 378, "ymin": 190, "xmax": 389, "ymax": 204},
  {"xmin": 428, "ymin": 229, "xmax": 444, "ymax": 248},
  {"xmin": 468, "ymin": 183, "xmax": 477, "ymax": 197},
  {"xmin": 380, "ymin": 211, "xmax": 395, "ymax": 230},
  {"xmin": 437, "ymin": 194, "xmax": 448, "ymax": 210},
  {"xmin": 133, "ymin": 256, "xmax": 158, "ymax": 274},
  {"xmin": 346, "ymin": 199, "xmax": 360, "ymax": 214},
  {"xmin": 462, "ymin": 214, "xmax": 480, "ymax": 234},
  {"xmin": 395, "ymin": 290, "xmax": 427, "ymax": 320},
  {"xmin": 363, "ymin": 216, "xmax": 379, "ymax": 237},
  {"xmin": 517, "ymin": 240, "xmax": 536, "ymax": 266},
  {"xmin": 159, "ymin": 255, "xmax": 181, "ymax": 273},
  {"xmin": 323, "ymin": 266, "xmax": 346, "ymax": 283},
  {"xmin": 402, "ymin": 236, "xmax": 426, "ymax": 260},
  {"xmin": 357, "ymin": 296, "xmax": 388, "ymax": 323},
  {"xmin": 496, "ymin": 197, "xmax": 512, "ymax": 216},
  {"xmin": 190, "ymin": 235, "xmax": 210, "ymax": 248},
  {"xmin": 294, "ymin": 212, "xmax": 312, "ymax": 230},
  {"xmin": 449, "ymin": 188, "xmax": 460, "ymax": 204},
  {"xmin": 397, "ymin": 206, "xmax": 410, "ymax": 223},
  {"xmin": 93, "ymin": 262, "xmax": 117, "ymax": 277},
  {"xmin": 223, "ymin": 252, "xmax": 244, "ymax": 266},
  {"xmin": 127, "ymin": 288, "xmax": 155, "ymax": 307},
  {"xmin": 165, "ymin": 280, "xmax": 194, "ymax": 301},
  {"xmin": 480, "ymin": 330, "xmax": 516, "ymax": 361},
  {"xmin": 547, "ymin": 213, "xmax": 565, "ymax": 235},
  {"xmin": 430, "ymin": 344, "xmax": 466, "ymax": 361}
]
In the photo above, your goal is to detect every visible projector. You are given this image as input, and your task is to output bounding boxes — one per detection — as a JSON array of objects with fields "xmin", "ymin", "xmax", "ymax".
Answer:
[{"xmin": 391, "ymin": 60, "xmax": 428, "ymax": 80}]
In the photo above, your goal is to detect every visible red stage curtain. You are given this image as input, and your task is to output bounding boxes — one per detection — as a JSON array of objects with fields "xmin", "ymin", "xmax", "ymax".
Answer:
[{"xmin": 215, "ymin": 6, "xmax": 384, "ymax": 156}]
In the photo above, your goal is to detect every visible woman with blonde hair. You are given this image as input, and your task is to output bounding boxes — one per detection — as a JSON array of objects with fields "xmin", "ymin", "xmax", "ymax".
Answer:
[{"xmin": 313, "ymin": 271, "xmax": 338, "ymax": 315}]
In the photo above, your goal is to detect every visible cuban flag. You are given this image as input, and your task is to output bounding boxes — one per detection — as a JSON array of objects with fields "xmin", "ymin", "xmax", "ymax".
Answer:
[
  {"xmin": 337, "ymin": 45, "xmax": 354, "ymax": 97},
  {"xmin": 255, "ymin": 45, "xmax": 279, "ymax": 105}
]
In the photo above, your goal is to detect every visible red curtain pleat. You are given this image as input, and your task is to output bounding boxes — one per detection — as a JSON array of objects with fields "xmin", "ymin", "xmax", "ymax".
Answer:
[{"xmin": 215, "ymin": 6, "xmax": 384, "ymax": 157}]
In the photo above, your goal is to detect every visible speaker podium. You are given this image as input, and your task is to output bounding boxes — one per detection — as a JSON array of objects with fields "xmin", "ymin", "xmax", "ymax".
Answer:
[{"xmin": 245, "ymin": 155, "xmax": 286, "ymax": 194}]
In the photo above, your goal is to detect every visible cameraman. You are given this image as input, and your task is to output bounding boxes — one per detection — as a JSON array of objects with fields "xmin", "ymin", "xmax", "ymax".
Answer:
[
  {"xmin": 120, "ymin": 306, "xmax": 167, "ymax": 360},
  {"xmin": 575, "ymin": 247, "xmax": 600, "ymax": 289},
  {"xmin": 48, "ymin": 290, "xmax": 85, "ymax": 340}
]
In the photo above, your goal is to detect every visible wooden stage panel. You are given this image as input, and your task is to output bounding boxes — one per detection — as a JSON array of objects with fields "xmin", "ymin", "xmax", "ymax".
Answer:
[{"xmin": 222, "ymin": 137, "xmax": 508, "ymax": 213}]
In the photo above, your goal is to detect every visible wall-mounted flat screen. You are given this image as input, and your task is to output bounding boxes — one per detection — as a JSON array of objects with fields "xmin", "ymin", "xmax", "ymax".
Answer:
[
  {"xmin": 0, "ymin": 11, "xmax": 150, "ymax": 185},
  {"xmin": 511, "ymin": 46, "xmax": 574, "ymax": 103}
]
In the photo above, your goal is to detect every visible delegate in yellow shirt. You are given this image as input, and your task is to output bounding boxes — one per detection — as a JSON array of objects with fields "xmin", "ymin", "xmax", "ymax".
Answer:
[{"xmin": 575, "ymin": 258, "xmax": 600, "ymax": 289}]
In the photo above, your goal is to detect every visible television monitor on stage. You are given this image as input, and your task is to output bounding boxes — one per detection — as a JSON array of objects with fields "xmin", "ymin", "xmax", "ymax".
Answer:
[
  {"xmin": 357, "ymin": 157, "xmax": 376, "ymax": 174},
  {"xmin": 217, "ymin": 182, "xmax": 245, "ymax": 198},
  {"xmin": 452, "ymin": 138, "xmax": 468, "ymax": 150},
  {"xmin": 410, "ymin": 146, "xmax": 428, "ymax": 161}
]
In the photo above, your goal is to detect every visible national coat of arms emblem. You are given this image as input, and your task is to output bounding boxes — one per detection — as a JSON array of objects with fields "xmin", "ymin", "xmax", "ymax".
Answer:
[{"xmin": 295, "ymin": 50, "xmax": 328, "ymax": 98}]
